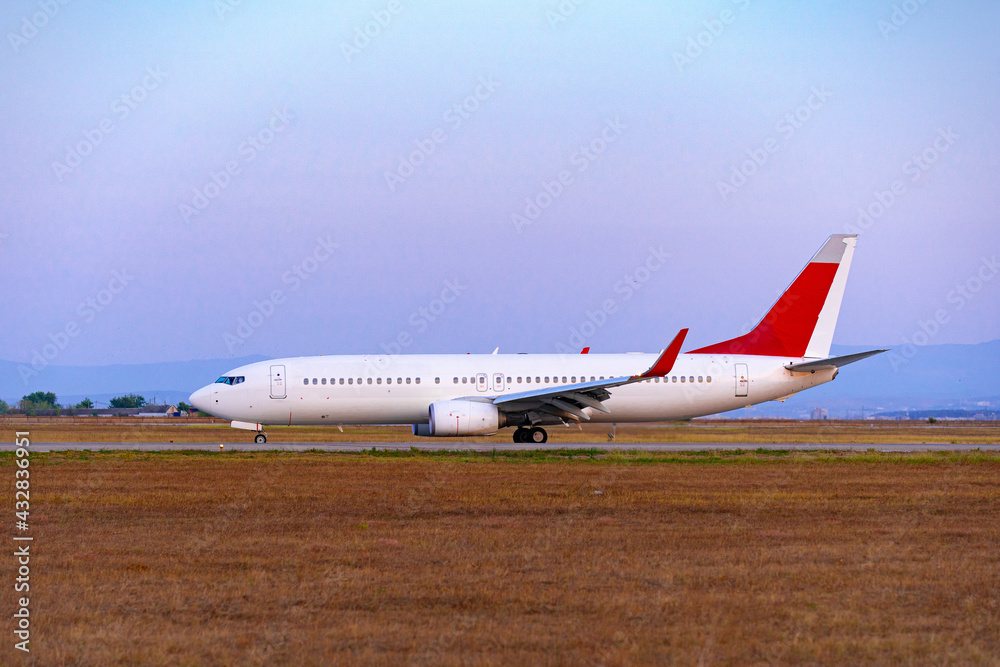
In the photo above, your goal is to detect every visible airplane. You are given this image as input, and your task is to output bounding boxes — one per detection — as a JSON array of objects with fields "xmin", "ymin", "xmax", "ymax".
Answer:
[{"xmin": 189, "ymin": 234, "xmax": 886, "ymax": 444}]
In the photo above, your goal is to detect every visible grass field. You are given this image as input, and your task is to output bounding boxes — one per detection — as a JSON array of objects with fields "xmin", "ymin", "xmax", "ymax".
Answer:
[
  {"xmin": 2, "ymin": 417, "xmax": 999, "ymax": 445},
  {"xmin": 2, "ymin": 448, "xmax": 999, "ymax": 665}
]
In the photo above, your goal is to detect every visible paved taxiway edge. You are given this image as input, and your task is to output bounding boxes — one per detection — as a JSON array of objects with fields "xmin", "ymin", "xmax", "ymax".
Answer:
[{"xmin": 30, "ymin": 442, "xmax": 1000, "ymax": 452}]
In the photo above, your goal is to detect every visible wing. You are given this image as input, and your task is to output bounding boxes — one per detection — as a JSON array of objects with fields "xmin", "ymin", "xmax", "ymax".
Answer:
[{"xmin": 493, "ymin": 329, "xmax": 688, "ymax": 424}]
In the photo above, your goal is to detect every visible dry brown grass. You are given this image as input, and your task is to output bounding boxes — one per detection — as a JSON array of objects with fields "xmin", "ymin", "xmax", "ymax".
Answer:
[
  {"xmin": 2, "ymin": 417, "xmax": 998, "ymax": 445},
  {"xmin": 3, "ymin": 450, "xmax": 999, "ymax": 665}
]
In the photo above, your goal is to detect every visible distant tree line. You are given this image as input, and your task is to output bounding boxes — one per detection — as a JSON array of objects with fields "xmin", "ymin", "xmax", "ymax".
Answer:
[{"xmin": 2, "ymin": 392, "xmax": 155, "ymax": 415}]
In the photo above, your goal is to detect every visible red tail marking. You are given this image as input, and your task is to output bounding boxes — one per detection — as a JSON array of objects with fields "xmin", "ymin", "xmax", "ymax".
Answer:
[{"xmin": 689, "ymin": 262, "xmax": 839, "ymax": 357}]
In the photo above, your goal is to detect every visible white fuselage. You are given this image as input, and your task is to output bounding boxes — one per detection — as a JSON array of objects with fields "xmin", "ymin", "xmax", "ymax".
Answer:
[{"xmin": 191, "ymin": 352, "xmax": 836, "ymax": 427}]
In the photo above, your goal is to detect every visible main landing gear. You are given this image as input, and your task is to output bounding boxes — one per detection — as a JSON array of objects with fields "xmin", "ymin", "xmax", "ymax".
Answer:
[
  {"xmin": 254, "ymin": 433, "xmax": 267, "ymax": 444},
  {"xmin": 513, "ymin": 427, "xmax": 547, "ymax": 444}
]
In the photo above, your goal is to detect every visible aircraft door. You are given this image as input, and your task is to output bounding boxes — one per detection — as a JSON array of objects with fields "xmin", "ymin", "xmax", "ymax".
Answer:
[
  {"xmin": 493, "ymin": 373, "xmax": 505, "ymax": 392},
  {"xmin": 735, "ymin": 363, "xmax": 748, "ymax": 397},
  {"xmin": 476, "ymin": 373, "xmax": 488, "ymax": 392},
  {"xmin": 270, "ymin": 365, "xmax": 286, "ymax": 399}
]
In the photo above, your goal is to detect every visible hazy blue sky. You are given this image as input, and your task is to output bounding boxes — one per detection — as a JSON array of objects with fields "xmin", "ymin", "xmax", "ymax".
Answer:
[{"xmin": 2, "ymin": 0, "xmax": 998, "ymax": 371}]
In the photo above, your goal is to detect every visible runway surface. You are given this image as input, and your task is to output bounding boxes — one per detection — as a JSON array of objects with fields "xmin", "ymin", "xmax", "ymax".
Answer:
[{"xmin": 30, "ymin": 442, "xmax": 1000, "ymax": 452}]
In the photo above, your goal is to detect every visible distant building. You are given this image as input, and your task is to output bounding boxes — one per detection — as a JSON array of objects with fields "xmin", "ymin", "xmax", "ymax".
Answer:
[
  {"xmin": 137, "ymin": 404, "xmax": 179, "ymax": 417},
  {"xmin": 811, "ymin": 407, "xmax": 829, "ymax": 420}
]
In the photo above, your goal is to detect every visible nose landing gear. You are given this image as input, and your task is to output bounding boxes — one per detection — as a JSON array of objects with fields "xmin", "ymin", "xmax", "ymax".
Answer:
[
  {"xmin": 254, "ymin": 432, "xmax": 267, "ymax": 444},
  {"xmin": 513, "ymin": 427, "xmax": 547, "ymax": 444}
]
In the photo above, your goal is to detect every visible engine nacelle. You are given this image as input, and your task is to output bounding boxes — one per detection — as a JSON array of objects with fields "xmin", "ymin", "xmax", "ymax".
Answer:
[{"xmin": 413, "ymin": 400, "xmax": 502, "ymax": 437}]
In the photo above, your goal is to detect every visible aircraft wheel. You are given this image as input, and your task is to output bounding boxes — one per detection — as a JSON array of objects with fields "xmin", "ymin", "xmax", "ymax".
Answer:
[
  {"xmin": 529, "ymin": 427, "xmax": 547, "ymax": 444},
  {"xmin": 513, "ymin": 428, "xmax": 528, "ymax": 443},
  {"xmin": 254, "ymin": 433, "xmax": 267, "ymax": 444}
]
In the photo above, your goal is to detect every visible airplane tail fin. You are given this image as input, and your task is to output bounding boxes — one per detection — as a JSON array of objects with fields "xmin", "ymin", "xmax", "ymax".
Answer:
[{"xmin": 689, "ymin": 234, "xmax": 857, "ymax": 358}]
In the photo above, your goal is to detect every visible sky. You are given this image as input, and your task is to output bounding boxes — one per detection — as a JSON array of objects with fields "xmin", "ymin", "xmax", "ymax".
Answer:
[{"xmin": 2, "ymin": 0, "xmax": 998, "ymax": 373}]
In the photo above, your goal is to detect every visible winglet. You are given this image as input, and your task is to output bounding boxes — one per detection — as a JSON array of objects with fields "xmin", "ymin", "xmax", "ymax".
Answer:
[
  {"xmin": 580, "ymin": 347, "xmax": 590, "ymax": 354},
  {"xmin": 638, "ymin": 328, "xmax": 688, "ymax": 378}
]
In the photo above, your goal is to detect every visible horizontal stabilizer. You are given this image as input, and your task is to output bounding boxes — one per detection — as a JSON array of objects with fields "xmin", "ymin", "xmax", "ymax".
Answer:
[{"xmin": 784, "ymin": 349, "xmax": 887, "ymax": 373}]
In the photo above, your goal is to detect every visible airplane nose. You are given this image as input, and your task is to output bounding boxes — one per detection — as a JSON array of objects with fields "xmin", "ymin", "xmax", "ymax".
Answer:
[{"xmin": 189, "ymin": 385, "xmax": 212, "ymax": 413}]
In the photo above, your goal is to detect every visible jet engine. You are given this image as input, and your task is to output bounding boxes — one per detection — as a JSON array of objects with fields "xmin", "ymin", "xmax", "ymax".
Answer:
[{"xmin": 412, "ymin": 400, "xmax": 504, "ymax": 436}]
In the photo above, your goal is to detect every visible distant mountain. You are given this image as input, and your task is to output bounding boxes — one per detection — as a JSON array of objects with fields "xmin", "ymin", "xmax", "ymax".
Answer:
[
  {"xmin": 1, "ymin": 340, "xmax": 997, "ymax": 417},
  {"xmin": 0, "ymin": 356, "xmax": 267, "ymax": 407}
]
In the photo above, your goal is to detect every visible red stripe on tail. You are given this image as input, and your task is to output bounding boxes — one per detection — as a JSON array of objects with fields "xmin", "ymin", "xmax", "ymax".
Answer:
[{"xmin": 688, "ymin": 262, "xmax": 839, "ymax": 357}]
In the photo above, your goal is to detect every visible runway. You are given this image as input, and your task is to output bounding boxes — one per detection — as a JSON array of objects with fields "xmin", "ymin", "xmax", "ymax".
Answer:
[{"xmin": 29, "ymin": 442, "xmax": 1000, "ymax": 452}]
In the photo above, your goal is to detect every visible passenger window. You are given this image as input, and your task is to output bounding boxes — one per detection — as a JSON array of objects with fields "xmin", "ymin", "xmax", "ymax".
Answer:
[
  {"xmin": 377, "ymin": 378, "xmax": 382, "ymax": 384},
  {"xmin": 526, "ymin": 377, "xmax": 531, "ymax": 383},
  {"xmin": 348, "ymin": 378, "xmax": 353, "ymax": 385},
  {"xmin": 415, "ymin": 378, "xmax": 420, "ymax": 384},
  {"xmin": 303, "ymin": 378, "xmax": 309, "ymax": 385},
  {"xmin": 312, "ymin": 378, "xmax": 317, "ymax": 385},
  {"xmin": 517, "ymin": 377, "xmax": 522, "ymax": 383},
  {"xmin": 367, "ymin": 378, "xmax": 372, "ymax": 385},
  {"xmin": 680, "ymin": 376, "xmax": 685, "ymax": 383},
  {"xmin": 453, "ymin": 377, "xmax": 459, "ymax": 384},
  {"xmin": 398, "ymin": 378, "xmax": 403, "ymax": 384},
  {"xmin": 462, "ymin": 377, "xmax": 467, "ymax": 384},
  {"xmin": 321, "ymin": 378, "xmax": 327, "ymax": 385},
  {"xmin": 544, "ymin": 377, "xmax": 550, "ymax": 383},
  {"xmin": 536, "ymin": 377, "xmax": 541, "ymax": 383},
  {"xmin": 698, "ymin": 376, "xmax": 703, "ymax": 383},
  {"xmin": 357, "ymin": 378, "xmax": 362, "ymax": 385},
  {"xmin": 435, "ymin": 377, "xmax": 440, "ymax": 384},
  {"xmin": 387, "ymin": 378, "xmax": 392, "ymax": 384},
  {"xmin": 339, "ymin": 378, "xmax": 344, "ymax": 385},
  {"xmin": 707, "ymin": 376, "xmax": 712, "ymax": 383},
  {"xmin": 689, "ymin": 376, "xmax": 694, "ymax": 383},
  {"xmin": 562, "ymin": 376, "xmax": 567, "ymax": 383}
]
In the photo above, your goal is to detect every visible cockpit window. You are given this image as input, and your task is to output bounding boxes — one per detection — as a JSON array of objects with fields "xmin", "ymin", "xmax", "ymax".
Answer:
[{"xmin": 215, "ymin": 376, "xmax": 245, "ymax": 385}]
